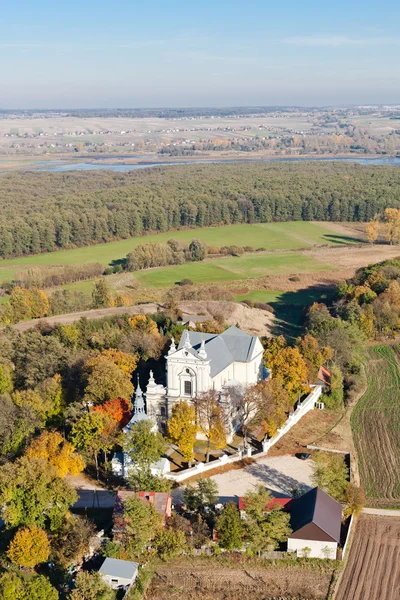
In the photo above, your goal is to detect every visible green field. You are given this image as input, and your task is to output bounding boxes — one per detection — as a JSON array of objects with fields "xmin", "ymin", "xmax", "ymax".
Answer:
[
  {"xmin": 134, "ymin": 252, "xmax": 334, "ymax": 288},
  {"xmin": 0, "ymin": 221, "xmax": 358, "ymax": 274},
  {"xmin": 351, "ymin": 346, "xmax": 400, "ymax": 505}
]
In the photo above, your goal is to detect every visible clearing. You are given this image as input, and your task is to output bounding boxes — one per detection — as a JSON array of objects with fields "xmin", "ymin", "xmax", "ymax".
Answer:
[
  {"xmin": 351, "ymin": 346, "xmax": 400, "ymax": 507},
  {"xmin": 335, "ymin": 514, "xmax": 400, "ymax": 600},
  {"xmin": 147, "ymin": 555, "xmax": 338, "ymax": 600}
]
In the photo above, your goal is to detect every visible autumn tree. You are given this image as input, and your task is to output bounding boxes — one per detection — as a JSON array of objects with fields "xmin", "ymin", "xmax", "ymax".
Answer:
[
  {"xmin": 311, "ymin": 452, "xmax": 349, "ymax": 501},
  {"xmin": 344, "ymin": 483, "xmax": 366, "ymax": 518},
  {"xmin": 101, "ymin": 348, "xmax": 138, "ymax": 377},
  {"xmin": 167, "ymin": 400, "xmax": 197, "ymax": 467},
  {"xmin": 254, "ymin": 379, "xmax": 292, "ymax": 437},
  {"xmin": 92, "ymin": 277, "xmax": 112, "ymax": 308},
  {"xmin": 216, "ymin": 502, "xmax": 244, "ymax": 550},
  {"xmin": 295, "ymin": 334, "xmax": 333, "ymax": 382},
  {"xmin": 51, "ymin": 515, "xmax": 96, "ymax": 568},
  {"xmin": 366, "ymin": 218, "xmax": 380, "ymax": 244},
  {"xmin": 0, "ymin": 456, "xmax": 77, "ymax": 531},
  {"xmin": 92, "ymin": 397, "xmax": 132, "ymax": 428},
  {"xmin": 71, "ymin": 411, "xmax": 117, "ymax": 478},
  {"xmin": 383, "ymin": 208, "xmax": 400, "ymax": 245},
  {"xmin": 0, "ymin": 573, "xmax": 59, "ymax": 600},
  {"xmin": 195, "ymin": 390, "xmax": 226, "ymax": 462},
  {"xmin": 266, "ymin": 345, "xmax": 310, "ymax": 400},
  {"xmin": 83, "ymin": 354, "xmax": 134, "ymax": 405},
  {"xmin": 26, "ymin": 431, "xmax": 85, "ymax": 478},
  {"xmin": 7, "ymin": 526, "xmax": 50, "ymax": 568}
]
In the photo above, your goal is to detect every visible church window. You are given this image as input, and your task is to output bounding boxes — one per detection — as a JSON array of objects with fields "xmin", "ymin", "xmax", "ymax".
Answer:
[
  {"xmin": 186, "ymin": 368, "xmax": 190, "ymax": 373},
  {"xmin": 160, "ymin": 406, "xmax": 166, "ymax": 416},
  {"xmin": 184, "ymin": 380, "xmax": 192, "ymax": 395}
]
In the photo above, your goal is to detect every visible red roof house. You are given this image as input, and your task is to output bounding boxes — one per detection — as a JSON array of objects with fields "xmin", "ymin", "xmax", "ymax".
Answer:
[{"xmin": 113, "ymin": 490, "xmax": 172, "ymax": 533}]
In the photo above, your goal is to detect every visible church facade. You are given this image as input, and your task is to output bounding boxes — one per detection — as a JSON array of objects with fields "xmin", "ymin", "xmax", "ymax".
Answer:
[{"xmin": 146, "ymin": 326, "xmax": 265, "ymax": 430}]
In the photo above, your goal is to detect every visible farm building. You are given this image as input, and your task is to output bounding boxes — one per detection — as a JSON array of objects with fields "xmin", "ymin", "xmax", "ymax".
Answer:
[
  {"xmin": 287, "ymin": 487, "xmax": 341, "ymax": 559},
  {"xmin": 99, "ymin": 557, "xmax": 138, "ymax": 590}
]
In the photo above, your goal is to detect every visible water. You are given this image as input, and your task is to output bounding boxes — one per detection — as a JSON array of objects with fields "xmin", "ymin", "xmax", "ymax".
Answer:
[{"xmin": 24, "ymin": 155, "xmax": 400, "ymax": 172}]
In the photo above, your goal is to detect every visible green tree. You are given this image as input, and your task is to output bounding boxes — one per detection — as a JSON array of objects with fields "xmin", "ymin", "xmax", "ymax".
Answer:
[
  {"xmin": 154, "ymin": 528, "xmax": 186, "ymax": 560},
  {"xmin": 216, "ymin": 502, "xmax": 244, "ymax": 550},
  {"xmin": 167, "ymin": 400, "xmax": 197, "ymax": 467},
  {"xmin": 0, "ymin": 573, "xmax": 58, "ymax": 600},
  {"xmin": 71, "ymin": 411, "xmax": 110, "ymax": 478},
  {"xmin": 51, "ymin": 516, "xmax": 96, "ymax": 568},
  {"xmin": 0, "ymin": 456, "xmax": 77, "ymax": 531},
  {"xmin": 69, "ymin": 571, "xmax": 114, "ymax": 600},
  {"xmin": 84, "ymin": 355, "xmax": 134, "ymax": 405},
  {"xmin": 184, "ymin": 478, "xmax": 219, "ymax": 510},
  {"xmin": 124, "ymin": 420, "xmax": 169, "ymax": 490},
  {"xmin": 92, "ymin": 277, "xmax": 112, "ymax": 308},
  {"xmin": 189, "ymin": 238, "xmax": 206, "ymax": 261},
  {"xmin": 120, "ymin": 494, "xmax": 162, "ymax": 555},
  {"xmin": 311, "ymin": 452, "xmax": 349, "ymax": 501},
  {"xmin": 344, "ymin": 483, "xmax": 366, "ymax": 518},
  {"xmin": 0, "ymin": 362, "xmax": 13, "ymax": 394}
]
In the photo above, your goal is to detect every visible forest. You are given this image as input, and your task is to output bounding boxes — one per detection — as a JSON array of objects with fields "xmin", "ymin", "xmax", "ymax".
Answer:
[{"xmin": 1, "ymin": 162, "xmax": 400, "ymax": 258}]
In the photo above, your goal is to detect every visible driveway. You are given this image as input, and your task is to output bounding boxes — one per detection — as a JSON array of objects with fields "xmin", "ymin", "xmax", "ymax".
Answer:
[{"xmin": 172, "ymin": 454, "xmax": 314, "ymax": 504}]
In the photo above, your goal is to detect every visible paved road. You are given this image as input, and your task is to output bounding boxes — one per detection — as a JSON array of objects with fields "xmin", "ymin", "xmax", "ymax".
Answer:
[{"xmin": 362, "ymin": 507, "xmax": 400, "ymax": 517}]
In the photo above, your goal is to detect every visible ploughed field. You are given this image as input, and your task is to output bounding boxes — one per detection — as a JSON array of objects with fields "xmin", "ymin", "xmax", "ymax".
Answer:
[
  {"xmin": 146, "ymin": 556, "xmax": 337, "ymax": 600},
  {"xmin": 335, "ymin": 515, "xmax": 400, "ymax": 600},
  {"xmin": 351, "ymin": 346, "xmax": 400, "ymax": 506}
]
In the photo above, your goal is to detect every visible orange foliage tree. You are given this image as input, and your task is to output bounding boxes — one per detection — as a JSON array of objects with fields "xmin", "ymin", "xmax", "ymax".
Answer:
[{"xmin": 92, "ymin": 397, "xmax": 132, "ymax": 428}]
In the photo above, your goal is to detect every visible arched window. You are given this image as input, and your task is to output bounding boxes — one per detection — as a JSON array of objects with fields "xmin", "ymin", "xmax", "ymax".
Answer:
[
  {"xmin": 184, "ymin": 380, "xmax": 192, "ymax": 395},
  {"xmin": 160, "ymin": 406, "xmax": 166, "ymax": 416}
]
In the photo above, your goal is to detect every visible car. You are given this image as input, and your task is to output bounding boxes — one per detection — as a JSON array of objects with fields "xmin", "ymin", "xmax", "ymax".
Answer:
[{"xmin": 296, "ymin": 452, "xmax": 311, "ymax": 460}]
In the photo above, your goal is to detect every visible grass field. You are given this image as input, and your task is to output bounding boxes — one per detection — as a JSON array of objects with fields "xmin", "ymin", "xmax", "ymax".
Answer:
[
  {"xmin": 134, "ymin": 252, "xmax": 334, "ymax": 288},
  {"xmin": 351, "ymin": 345, "xmax": 400, "ymax": 505},
  {"xmin": 0, "ymin": 221, "xmax": 358, "ymax": 273}
]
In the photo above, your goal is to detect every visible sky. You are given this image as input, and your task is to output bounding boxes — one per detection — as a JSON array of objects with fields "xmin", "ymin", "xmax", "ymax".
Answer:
[{"xmin": 0, "ymin": 0, "xmax": 399, "ymax": 108}]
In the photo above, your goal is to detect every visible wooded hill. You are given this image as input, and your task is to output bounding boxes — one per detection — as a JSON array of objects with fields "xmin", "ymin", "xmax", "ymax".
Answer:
[{"xmin": 1, "ymin": 162, "xmax": 400, "ymax": 258}]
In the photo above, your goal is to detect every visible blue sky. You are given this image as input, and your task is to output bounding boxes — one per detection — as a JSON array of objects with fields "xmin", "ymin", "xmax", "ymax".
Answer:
[{"xmin": 1, "ymin": 0, "xmax": 399, "ymax": 108}]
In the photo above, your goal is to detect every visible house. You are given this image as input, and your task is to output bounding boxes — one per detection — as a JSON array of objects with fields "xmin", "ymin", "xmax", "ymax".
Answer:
[
  {"xmin": 316, "ymin": 366, "xmax": 331, "ymax": 392},
  {"xmin": 113, "ymin": 490, "xmax": 172, "ymax": 533},
  {"xmin": 99, "ymin": 557, "xmax": 138, "ymax": 590},
  {"xmin": 287, "ymin": 487, "xmax": 341, "ymax": 559},
  {"xmin": 146, "ymin": 326, "xmax": 266, "ymax": 431}
]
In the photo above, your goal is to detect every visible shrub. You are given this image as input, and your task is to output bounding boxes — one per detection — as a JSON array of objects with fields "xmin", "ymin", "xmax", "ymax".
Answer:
[
  {"xmin": 176, "ymin": 278, "xmax": 194, "ymax": 286},
  {"xmin": 253, "ymin": 302, "xmax": 275, "ymax": 313},
  {"xmin": 241, "ymin": 299, "xmax": 254, "ymax": 308}
]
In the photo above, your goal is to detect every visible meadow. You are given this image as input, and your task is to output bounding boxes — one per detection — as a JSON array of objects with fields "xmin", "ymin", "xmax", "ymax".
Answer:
[{"xmin": 351, "ymin": 345, "xmax": 400, "ymax": 506}]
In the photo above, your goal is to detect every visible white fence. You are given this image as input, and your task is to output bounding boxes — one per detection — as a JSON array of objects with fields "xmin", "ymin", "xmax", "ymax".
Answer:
[
  {"xmin": 342, "ymin": 515, "xmax": 354, "ymax": 559},
  {"xmin": 166, "ymin": 385, "xmax": 323, "ymax": 483}
]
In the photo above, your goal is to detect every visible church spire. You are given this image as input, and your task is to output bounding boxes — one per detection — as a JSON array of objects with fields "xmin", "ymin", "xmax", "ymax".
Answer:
[{"xmin": 134, "ymin": 376, "xmax": 145, "ymax": 415}]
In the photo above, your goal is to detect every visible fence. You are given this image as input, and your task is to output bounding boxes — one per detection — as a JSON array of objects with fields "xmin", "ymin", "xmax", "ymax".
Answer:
[
  {"xmin": 342, "ymin": 515, "xmax": 354, "ymax": 559},
  {"xmin": 165, "ymin": 385, "xmax": 323, "ymax": 483}
]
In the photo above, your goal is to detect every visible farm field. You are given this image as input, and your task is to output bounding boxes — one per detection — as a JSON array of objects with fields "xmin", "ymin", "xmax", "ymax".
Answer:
[
  {"xmin": 335, "ymin": 514, "xmax": 400, "ymax": 600},
  {"xmin": 0, "ymin": 221, "xmax": 359, "ymax": 275},
  {"xmin": 351, "ymin": 346, "xmax": 400, "ymax": 506},
  {"xmin": 146, "ymin": 555, "xmax": 338, "ymax": 600}
]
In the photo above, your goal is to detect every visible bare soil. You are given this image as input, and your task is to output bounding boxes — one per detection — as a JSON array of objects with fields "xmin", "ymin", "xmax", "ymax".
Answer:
[
  {"xmin": 335, "ymin": 515, "xmax": 400, "ymax": 600},
  {"xmin": 147, "ymin": 556, "xmax": 336, "ymax": 600}
]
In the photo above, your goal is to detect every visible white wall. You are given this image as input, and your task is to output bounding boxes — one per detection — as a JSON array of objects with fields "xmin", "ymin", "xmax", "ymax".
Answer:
[
  {"xmin": 287, "ymin": 538, "xmax": 337, "ymax": 559},
  {"xmin": 101, "ymin": 574, "xmax": 135, "ymax": 589}
]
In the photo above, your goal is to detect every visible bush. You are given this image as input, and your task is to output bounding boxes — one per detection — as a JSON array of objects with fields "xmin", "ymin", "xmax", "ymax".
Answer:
[
  {"xmin": 253, "ymin": 302, "xmax": 275, "ymax": 313},
  {"xmin": 289, "ymin": 276, "xmax": 301, "ymax": 282},
  {"xmin": 256, "ymin": 247, "xmax": 266, "ymax": 252},
  {"xmin": 176, "ymin": 278, "xmax": 194, "ymax": 286},
  {"xmin": 241, "ymin": 299, "xmax": 254, "ymax": 308}
]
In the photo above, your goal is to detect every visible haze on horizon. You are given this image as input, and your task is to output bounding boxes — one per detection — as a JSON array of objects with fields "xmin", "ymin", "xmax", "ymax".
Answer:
[{"xmin": 1, "ymin": 0, "xmax": 399, "ymax": 109}]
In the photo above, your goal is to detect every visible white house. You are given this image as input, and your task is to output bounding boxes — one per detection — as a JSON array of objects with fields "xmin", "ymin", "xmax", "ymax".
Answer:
[
  {"xmin": 146, "ymin": 326, "xmax": 265, "ymax": 429},
  {"xmin": 287, "ymin": 487, "xmax": 342, "ymax": 559},
  {"xmin": 99, "ymin": 557, "xmax": 139, "ymax": 590}
]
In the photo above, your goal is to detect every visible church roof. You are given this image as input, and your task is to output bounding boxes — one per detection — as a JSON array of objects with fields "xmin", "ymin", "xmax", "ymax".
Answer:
[{"xmin": 177, "ymin": 326, "xmax": 260, "ymax": 377}]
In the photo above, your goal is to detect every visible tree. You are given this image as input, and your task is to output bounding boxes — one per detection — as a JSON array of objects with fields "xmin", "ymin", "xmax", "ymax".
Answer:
[
  {"xmin": 92, "ymin": 278, "xmax": 112, "ymax": 308},
  {"xmin": 167, "ymin": 400, "xmax": 197, "ymax": 466},
  {"xmin": 302, "ymin": 546, "xmax": 312, "ymax": 558},
  {"xmin": 0, "ymin": 573, "xmax": 58, "ymax": 600},
  {"xmin": 321, "ymin": 364, "xmax": 344, "ymax": 409},
  {"xmin": 69, "ymin": 572, "xmax": 114, "ymax": 600},
  {"xmin": 185, "ymin": 477, "xmax": 219, "ymax": 510},
  {"xmin": 295, "ymin": 334, "xmax": 333, "ymax": 383},
  {"xmin": 366, "ymin": 219, "xmax": 380, "ymax": 244},
  {"xmin": 35, "ymin": 374, "xmax": 65, "ymax": 423},
  {"xmin": 84, "ymin": 355, "xmax": 134, "ymax": 405},
  {"xmin": 253, "ymin": 379, "xmax": 292, "ymax": 437},
  {"xmin": 383, "ymin": 208, "xmax": 400, "ymax": 245},
  {"xmin": 228, "ymin": 383, "xmax": 262, "ymax": 447},
  {"xmin": 195, "ymin": 390, "xmax": 226, "ymax": 462},
  {"xmin": 266, "ymin": 346, "xmax": 310, "ymax": 400},
  {"xmin": 119, "ymin": 494, "xmax": 162, "ymax": 555},
  {"xmin": 7, "ymin": 525, "xmax": 50, "ymax": 568},
  {"xmin": 189, "ymin": 238, "xmax": 206, "ymax": 261},
  {"xmin": 154, "ymin": 528, "xmax": 186, "ymax": 560},
  {"xmin": 216, "ymin": 502, "xmax": 244, "ymax": 550},
  {"xmin": 124, "ymin": 419, "xmax": 167, "ymax": 490},
  {"xmin": 311, "ymin": 452, "xmax": 349, "ymax": 501},
  {"xmin": 71, "ymin": 411, "xmax": 114, "ymax": 478},
  {"xmin": 101, "ymin": 348, "xmax": 138, "ymax": 377},
  {"xmin": 0, "ymin": 456, "xmax": 77, "ymax": 531},
  {"xmin": 92, "ymin": 396, "xmax": 132, "ymax": 428},
  {"xmin": 26, "ymin": 431, "xmax": 85, "ymax": 478},
  {"xmin": 0, "ymin": 362, "xmax": 13, "ymax": 394},
  {"xmin": 344, "ymin": 483, "xmax": 365, "ymax": 518},
  {"xmin": 242, "ymin": 485, "xmax": 292, "ymax": 554},
  {"xmin": 0, "ymin": 394, "xmax": 41, "ymax": 459},
  {"xmin": 51, "ymin": 515, "xmax": 96, "ymax": 568}
]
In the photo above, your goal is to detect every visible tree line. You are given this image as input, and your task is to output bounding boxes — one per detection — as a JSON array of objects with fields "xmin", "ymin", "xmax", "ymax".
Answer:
[{"xmin": 1, "ymin": 162, "xmax": 400, "ymax": 258}]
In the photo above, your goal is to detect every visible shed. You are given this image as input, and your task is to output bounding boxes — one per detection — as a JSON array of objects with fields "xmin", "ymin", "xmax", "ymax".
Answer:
[
  {"xmin": 287, "ymin": 487, "xmax": 341, "ymax": 559},
  {"xmin": 99, "ymin": 557, "xmax": 139, "ymax": 590}
]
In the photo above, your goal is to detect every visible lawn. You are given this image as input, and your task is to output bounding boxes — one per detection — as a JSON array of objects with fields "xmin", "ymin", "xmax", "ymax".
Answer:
[
  {"xmin": 0, "ymin": 221, "xmax": 358, "ymax": 271},
  {"xmin": 134, "ymin": 252, "xmax": 334, "ymax": 288},
  {"xmin": 351, "ymin": 345, "xmax": 400, "ymax": 506}
]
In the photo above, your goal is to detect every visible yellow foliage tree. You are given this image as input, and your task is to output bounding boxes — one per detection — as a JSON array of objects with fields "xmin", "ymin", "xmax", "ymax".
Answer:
[
  {"xmin": 26, "ymin": 431, "xmax": 85, "ymax": 477},
  {"xmin": 129, "ymin": 314, "xmax": 159, "ymax": 337},
  {"xmin": 7, "ymin": 525, "xmax": 50, "ymax": 568},
  {"xmin": 84, "ymin": 355, "xmax": 134, "ymax": 405},
  {"xmin": 267, "ymin": 346, "xmax": 309, "ymax": 400},
  {"xmin": 101, "ymin": 348, "xmax": 138, "ymax": 377},
  {"xmin": 383, "ymin": 208, "xmax": 400, "ymax": 245},
  {"xmin": 167, "ymin": 400, "xmax": 197, "ymax": 466},
  {"xmin": 365, "ymin": 219, "xmax": 380, "ymax": 244}
]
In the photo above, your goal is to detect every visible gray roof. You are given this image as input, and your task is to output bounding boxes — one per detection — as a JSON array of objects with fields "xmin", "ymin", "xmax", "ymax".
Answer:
[
  {"xmin": 177, "ymin": 326, "xmax": 259, "ymax": 377},
  {"xmin": 99, "ymin": 557, "xmax": 138, "ymax": 580}
]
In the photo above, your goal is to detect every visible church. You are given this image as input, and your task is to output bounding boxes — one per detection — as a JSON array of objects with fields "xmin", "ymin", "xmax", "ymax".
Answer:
[{"xmin": 145, "ymin": 325, "xmax": 265, "ymax": 430}]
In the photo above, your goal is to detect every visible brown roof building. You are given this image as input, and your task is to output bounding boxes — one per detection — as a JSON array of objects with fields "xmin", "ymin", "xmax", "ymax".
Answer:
[
  {"xmin": 287, "ymin": 487, "xmax": 341, "ymax": 559},
  {"xmin": 113, "ymin": 490, "xmax": 172, "ymax": 534}
]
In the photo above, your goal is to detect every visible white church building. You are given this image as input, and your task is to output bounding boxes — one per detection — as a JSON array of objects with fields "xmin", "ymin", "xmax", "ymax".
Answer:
[{"xmin": 146, "ymin": 325, "xmax": 265, "ymax": 429}]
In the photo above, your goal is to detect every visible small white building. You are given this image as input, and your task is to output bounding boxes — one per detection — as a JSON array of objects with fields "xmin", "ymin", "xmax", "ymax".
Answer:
[
  {"xmin": 287, "ymin": 487, "xmax": 342, "ymax": 559},
  {"xmin": 99, "ymin": 557, "xmax": 139, "ymax": 590}
]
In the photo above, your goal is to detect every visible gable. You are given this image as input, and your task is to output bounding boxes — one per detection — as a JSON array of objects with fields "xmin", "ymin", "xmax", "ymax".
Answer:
[{"xmin": 289, "ymin": 522, "xmax": 338, "ymax": 543}]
